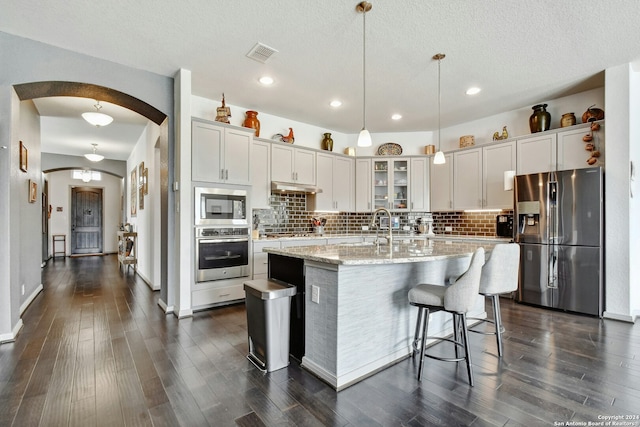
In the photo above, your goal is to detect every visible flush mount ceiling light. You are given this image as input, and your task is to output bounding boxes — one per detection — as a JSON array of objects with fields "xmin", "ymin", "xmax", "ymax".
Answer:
[
  {"xmin": 391, "ymin": 114, "xmax": 402, "ymax": 120},
  {"xmin": 84, "ymin": 143, "xmax": 104, "ymax": 162},
  {"xmin": 330, "ymin": 100, "xmax": 342, "ymax": 108},
  {"xmin": 82, "ymin": 100, "xmax": 113, "ymax": 127},
  {"xmin": 433, "ymin": 53, "xmax": 446, "ymax": 165},
  {"xmin": 466, "ymin": 87, "xmax": 481, "ymax": 95},
  {"xmin": 356, "ymin": 1, "xmax": 372, "ymax": 147},
  {"xmin": 259, "ymin": 76, "xmax": 274, "ymax": 85}
]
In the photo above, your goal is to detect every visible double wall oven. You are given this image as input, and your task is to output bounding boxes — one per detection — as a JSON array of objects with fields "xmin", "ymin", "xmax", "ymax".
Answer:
[{"xmin": 195, "ymin": 187, "xmax": 250, "ymax": 283}]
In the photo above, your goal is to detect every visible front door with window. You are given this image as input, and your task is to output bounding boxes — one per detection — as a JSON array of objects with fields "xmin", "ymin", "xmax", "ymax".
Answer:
[{"xmin": 71, "ymin": 187, "xmax": 103, "ymax": 254}]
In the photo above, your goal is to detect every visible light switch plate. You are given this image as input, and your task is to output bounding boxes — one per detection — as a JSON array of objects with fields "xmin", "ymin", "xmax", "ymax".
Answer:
[{"xmin": 311, "ymin": 285, "xmax": 320, "ymax": 304}]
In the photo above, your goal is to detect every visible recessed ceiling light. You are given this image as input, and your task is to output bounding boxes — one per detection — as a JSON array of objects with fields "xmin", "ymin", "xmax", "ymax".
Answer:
[
  {"xmin": 391, "ymin": 114, "xmax": 402, "ymax": 120},
  {"xmin": 330, "ymin": 100, "xmax": 342, "ymax": 107},
  {"xmin": 466, "ymin": 87, "xmax": 481, "ymax": 95},
  {"xmin": 259, "ymin": 76, "xmax": 274, "ymax": 85}
]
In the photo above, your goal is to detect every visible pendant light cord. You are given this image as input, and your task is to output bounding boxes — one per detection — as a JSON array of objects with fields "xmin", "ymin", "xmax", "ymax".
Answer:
[
  {"xmin": 437, "ymin": 56, "xmax": 441, "ymax": 151},
  {"xmin": 362, "ymin": 6, "xmax": 367, "ymax": 131}
]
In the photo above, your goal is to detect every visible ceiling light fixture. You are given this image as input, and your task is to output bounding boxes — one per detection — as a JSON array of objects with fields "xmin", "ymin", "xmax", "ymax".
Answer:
[
  {"xmin": 391, "ymin": 114, "xmax": 402, "ymax": 120},
  {"xmin": 84, "ymin": 143, "xmax": 104, "ymax": 162},
  {"xmin": 433, "ymin": 53, "xmax": 446, "ymax": 165},
  {"xmin": 330, "ymin": 100, "xmax": 342, "ymax": 108},
  {"xmin": 466, "ymin": 87, "xmax": 481, "ymax": 95},
  {"xmin": 356, "ymin": 1, "xmax": 372, "ymax": 147},
  {"xmin": 82, "ymin": 100, "xmax": 113, "ymax": 127},
  {"xmin": 259, "ymin": 76, "xmax": 274, "ymax": 85}
]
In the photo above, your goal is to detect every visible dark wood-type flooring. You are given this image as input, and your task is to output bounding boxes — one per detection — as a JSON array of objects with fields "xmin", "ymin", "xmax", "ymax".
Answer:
[{"xmin": 1, "ymin": 255, "xmax": 639, "ymax": 426}]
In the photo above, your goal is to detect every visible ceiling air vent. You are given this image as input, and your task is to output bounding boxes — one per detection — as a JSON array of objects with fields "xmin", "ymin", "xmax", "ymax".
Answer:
[{"xmin": 246, "ymin": 42, "xmax": 278, "ymax": 63}]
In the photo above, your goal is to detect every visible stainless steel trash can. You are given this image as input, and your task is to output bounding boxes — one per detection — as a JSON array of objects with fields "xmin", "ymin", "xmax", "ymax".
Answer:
[{"xmin": 243, "ymin": 279, "xmax": 297, "ymax": 373}]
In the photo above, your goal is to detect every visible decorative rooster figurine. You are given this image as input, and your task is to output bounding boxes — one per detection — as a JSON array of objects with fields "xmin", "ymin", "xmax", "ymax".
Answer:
[
  {"xmin": 492, "ymin": 126, "xmax": 509, "ymax": 141},
  {"xmin": 274, "ymin": 127, "xmax": 295, "ymax": 144}
]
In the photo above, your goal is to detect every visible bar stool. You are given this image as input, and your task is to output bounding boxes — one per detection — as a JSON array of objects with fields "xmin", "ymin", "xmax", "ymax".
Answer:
[
  {"xmin": 469, "ymin": 243, "xmax": 520, "ymax": 357},
  {"xmin": 408, "ymin": 247, "xmax": 485, "ymax": 385}
]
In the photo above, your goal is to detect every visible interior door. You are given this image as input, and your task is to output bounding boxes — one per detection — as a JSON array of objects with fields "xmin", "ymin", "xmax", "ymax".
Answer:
[{"xmin": 71, "ymin": 187, "xmax": 103, "ymax": 254}]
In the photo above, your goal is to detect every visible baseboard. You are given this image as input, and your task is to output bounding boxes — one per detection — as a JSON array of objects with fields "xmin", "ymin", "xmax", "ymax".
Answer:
[
  {"xmin": 176, "ymin": 308, "xmax": 193, "ymax": 319},
  {"xmin": 157, "ymin": 298, "xmax": 174, "ymax": 314},
  {"xmin": 136, "ymin": 271, "xmax": 160, "ymax": 291},
  {"xmin": 0, "ymin": 319, "xmax": 23, "ymax": 343},
  {"xmin": 603, "ymin": 311, "xmax": 636, "ymax": 323},
  {"xmin": 20, "ymin": 284, "xmax": 43, "ymax": 315}
]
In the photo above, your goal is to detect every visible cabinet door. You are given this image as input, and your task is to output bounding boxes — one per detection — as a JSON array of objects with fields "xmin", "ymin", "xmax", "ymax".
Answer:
[
  {"xmin": 314, "ymin": 152, "xmax": 334, "ymax": 210},
  {"xmin": 333, "ymin": 156, "xmax": 354, "ymax": 211},
  {"xmin": 355, "ymin": 158, "xmax": 372, "ymax": 211},
  {"xmin": 373, "ymin": 159, "xmax": 390, "ymax": 209},
  {"xmin": 517, "ymin": 134, "xmax": 557, "ymax": 174},
  {"xmin": 294, "ymin": 148, "xmax": 316, "ymax": 185},
  {"xmin": 557, "ymin": 125, "xmax": 604, "ymax": 171},
  {"xmin": 483, "ymin": 141, "xmax": 516, "ymax": 209},
  {"xmin": 223, "ymin": 128, "xmax": 252, "ymax": 185},
  {"xmin": 430, "ymin": 154, "xmax": 453, "ymax": 211},
  {"xmin": 251, "ymin": 140, "xmax": 271, "ymax": 209},
  {"xmin": 192, "ymin": 121, "xmax": 223, "ymax": 182},
  {"xmin": 271, "ymin": 144, "xmax": 295, "ymax": 182},
  {"xmin": 391, "ymin": 159, "xmax": 409, "ymax": 211},
  {"xmin": 410, "ymin": 157, "xmax": 430, "ymax": 212},
  {"xmin": 454, "ymin": 148, "xmax": 482, "ymax": 210}
]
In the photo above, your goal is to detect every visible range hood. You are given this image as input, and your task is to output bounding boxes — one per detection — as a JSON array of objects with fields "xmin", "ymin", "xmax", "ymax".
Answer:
[{"xmin": 271, "ymin": 181, "xmax": 323, "ymax": 194}]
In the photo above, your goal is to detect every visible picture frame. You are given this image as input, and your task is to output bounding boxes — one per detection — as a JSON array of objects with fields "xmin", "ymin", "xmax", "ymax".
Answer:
[
  {"xmin": 130, "ymin": 168, "xmax": 137, "ymax": 217},
  {"xmin": 142, "ymin": 168, "xmax": 148, "ymax": 195},
  {"xmin": 139, "ymin": 186, "xmax": 145, "ymax": 210},
  {"xmin": 139, "ymin": 162, "xmax": 145, "ymax": 188},
  {"xmin": 20, "ymin": 141, "xmax": 28, "ymax": 172},
  {"xmin": 29, "ymin": 179, "xmax": 37, "ymax": 203}
]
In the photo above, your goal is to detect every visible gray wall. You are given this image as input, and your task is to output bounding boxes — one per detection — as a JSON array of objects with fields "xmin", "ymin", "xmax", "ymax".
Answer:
[
  {"xmin": 42, "ymin": 153, "xmax": 127, "ymax": 178},
  {"xmin": 0, "ymin": 31, "xmax": 174, "ymax": 339}
]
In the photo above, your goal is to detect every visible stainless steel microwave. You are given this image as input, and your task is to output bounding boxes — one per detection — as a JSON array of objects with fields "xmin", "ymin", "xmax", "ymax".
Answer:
[{"xmin": 195, "ymin": 187, "xmax": 247, "ymax": 226}]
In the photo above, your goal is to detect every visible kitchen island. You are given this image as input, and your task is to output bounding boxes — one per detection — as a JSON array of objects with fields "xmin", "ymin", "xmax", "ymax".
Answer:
[{"xmin": 264, "ymin": 238, "xmax": 496, "ymax": 390}]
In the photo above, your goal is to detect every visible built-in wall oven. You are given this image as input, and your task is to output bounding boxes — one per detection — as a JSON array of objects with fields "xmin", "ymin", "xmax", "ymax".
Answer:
[{"xmin": 195, "ymin": 226, "xmax": 250, "ymax": 282}]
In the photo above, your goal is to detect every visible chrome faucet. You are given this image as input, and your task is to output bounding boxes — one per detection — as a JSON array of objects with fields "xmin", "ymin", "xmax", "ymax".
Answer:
[{"xmin": 370, "ymin": 207, "xmax": 393, "ymax": 246}]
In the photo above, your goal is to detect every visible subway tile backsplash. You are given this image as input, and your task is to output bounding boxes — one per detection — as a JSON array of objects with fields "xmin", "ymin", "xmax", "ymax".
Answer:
[{"xmin": 253, "ymin": 193, "xmax": 512, "ymax": 237}]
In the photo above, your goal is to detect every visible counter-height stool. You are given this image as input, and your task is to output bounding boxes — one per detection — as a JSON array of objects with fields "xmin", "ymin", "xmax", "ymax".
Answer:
[
  {"xmin": 469, "ymin": 243, "xmax": 520, "ymax": 357},
  {"xmin": 408, "ymin": 247, "xmax": 485, "ymax": 385}
]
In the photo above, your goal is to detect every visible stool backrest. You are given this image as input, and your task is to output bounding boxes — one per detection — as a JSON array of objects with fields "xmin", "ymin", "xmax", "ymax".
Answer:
[
  {"xmin": 479, "ymin": 243, "xmax": 520, "ymax": 295},
  {"xmin": 444, "ymin": 247, "xmax": 485, "ymax": 313}
]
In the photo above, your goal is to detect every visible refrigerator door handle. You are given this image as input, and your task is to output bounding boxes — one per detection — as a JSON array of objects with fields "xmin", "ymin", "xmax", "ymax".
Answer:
[
  {"xmin": 548, "ymin": 245, "xmax": 558, "ymax": 288},
  {"xmin": 547, "ymin": 180, "xmax": 558, "ymax": 244}
]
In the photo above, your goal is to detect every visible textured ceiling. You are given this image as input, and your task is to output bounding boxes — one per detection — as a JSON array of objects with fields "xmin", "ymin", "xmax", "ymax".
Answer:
[{"xmin": 2, "ymin": 0, "xmax": 640, "ymax": 158}]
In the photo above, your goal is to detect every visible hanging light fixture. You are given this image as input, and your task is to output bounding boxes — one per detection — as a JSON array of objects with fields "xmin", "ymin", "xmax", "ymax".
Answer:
[
  {"xmin": 81, "ymin": 170, "xmax": 92, "ymax": 183},
  {"xmin": 433, "ymin": 53, "xmax": 446, "ymax": 165},
  {"xmin": 356, "ymin": 1, "xmax": 372, "ymax": 147},
  {"xmin": 84, "ymin": 143, "xmax": 104, "ymax": 162},
  {"xmin": 82, "ymin": 100, "xmax": 113, "ymax": 127}
]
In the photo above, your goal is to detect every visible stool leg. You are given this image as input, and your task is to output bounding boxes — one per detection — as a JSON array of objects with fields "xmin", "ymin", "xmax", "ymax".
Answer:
[
  {"xmin": 492, "ymin": 295, "xmax": 504, "ymax": 357},
  {"xmin": 412, "ymin": 307, "xmax": 424, "ymax": 357},
  {"xmin": 417, "ymin": 308, "xmax": 430, "ymax": 381},
  {"xmin": 460, "ymin": 313, "xmax": 474, "ymax": 386},
  {"xmin": 453, "ymin": 312, "xmax": 460, "ymax": 359}
]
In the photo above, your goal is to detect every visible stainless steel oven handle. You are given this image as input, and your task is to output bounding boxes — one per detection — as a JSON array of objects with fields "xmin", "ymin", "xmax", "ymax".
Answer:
[{"xmin": 198, "ymin": 238, "xmax": 249, "ymax": 244}]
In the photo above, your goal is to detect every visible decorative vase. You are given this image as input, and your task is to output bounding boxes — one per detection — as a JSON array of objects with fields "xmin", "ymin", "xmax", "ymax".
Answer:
[
  {"xmin": 243, "ymin": 110, "xmax": 260, "ymax": 137},
  {"xmin": 560, "ymin": 112, "xmax": 576, "ymax": 127},
  {"xmin": 529, "ymin": 104, "xmax": 551, "ymax": 133},
  {"xmin": 322, "ymin": 133, "xmax": 333, "ymax": 151}
]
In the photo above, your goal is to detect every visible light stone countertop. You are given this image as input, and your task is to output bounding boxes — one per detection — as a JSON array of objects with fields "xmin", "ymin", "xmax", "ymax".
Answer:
[{"xmin": 263, "ymin": 239, "xmax": 496, "ymax": 265}]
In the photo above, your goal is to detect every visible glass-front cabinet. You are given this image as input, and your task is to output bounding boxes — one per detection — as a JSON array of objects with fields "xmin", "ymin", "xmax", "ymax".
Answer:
[{"xmin": 373, "ymin": 159, "xmax": 409, "ymax": 211}]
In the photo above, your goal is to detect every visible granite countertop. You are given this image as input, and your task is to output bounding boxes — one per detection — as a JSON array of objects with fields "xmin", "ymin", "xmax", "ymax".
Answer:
[{"xmin": 263, "ymin": 239, "xmax": 496, "ymax": 265}]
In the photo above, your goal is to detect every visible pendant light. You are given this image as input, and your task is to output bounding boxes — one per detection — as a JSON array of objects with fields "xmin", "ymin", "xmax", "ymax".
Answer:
[
  {"xmin": 356, "ymin": 1, "xmax": 372, "ymax": 147},
  {"xmin": 433, "ymin": 53, "xmax": 446, "ymax": 165},
  {"xmin": 84, "ymin": 143, "xmax": 104, "ymax": 162},
  {"xmin": 82, "ymin": 100, "xmax": 113, "ymax": 127}
]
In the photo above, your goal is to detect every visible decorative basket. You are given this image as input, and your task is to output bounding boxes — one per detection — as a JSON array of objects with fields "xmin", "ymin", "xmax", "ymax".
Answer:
[{"xmin": 459, "ymin": 135, "xmax": 475, "ymax": 148}]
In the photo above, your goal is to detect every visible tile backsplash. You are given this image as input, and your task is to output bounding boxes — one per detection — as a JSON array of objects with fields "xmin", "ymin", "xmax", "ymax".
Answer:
[{"xmin": 253, "ymin": 193, "xmax": 512, "ymax": 237}]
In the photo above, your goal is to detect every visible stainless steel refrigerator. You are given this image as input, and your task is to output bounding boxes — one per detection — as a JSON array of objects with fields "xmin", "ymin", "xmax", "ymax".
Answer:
[{"xmin": 514, "ymin": 168, "xmax": 603, "ymax": 316}]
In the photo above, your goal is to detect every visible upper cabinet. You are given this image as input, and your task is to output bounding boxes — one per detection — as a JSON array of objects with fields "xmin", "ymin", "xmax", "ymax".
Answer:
[
  {"xmin": 251, "ymin": 139, "xmax": 271, "ymax": 209},
  {"xmin": 355, "ymin": 158, "xmax": 372, "ymax": 212},
  {"xmin": 192, "ymin": 120, "xmax": 252, "ymax": 185},
  {"xmin": 516, "ymin": 133, "xmax": 557, "ymax": 175},
  {"xmin": 271, "ymin": 144, "xmax": 316, "ymax": 185},
  {"xmin": 373, "ymin": 158, "xmax": 409, "ymax": 211},
  {"xmin": 453, "ymin": 149, "xmax": 483, "ymax": 210},
  {"xmin": 483, "ymin": 141, "xmax": 517, "ymax": 209},
  {"xmin": 430, "ymin": 153, "xmax": 454, "ymax": 211},
  {"xmin": 410, "ymin": 157, "xmax": 430, "ymax": 212},
  {"xmin": 557, "ymin": 123, "xmax": 605, "ymax": 171},
  {"xmin": 311, "ymin": 153, "xmax": 354, "ymax": 211}
]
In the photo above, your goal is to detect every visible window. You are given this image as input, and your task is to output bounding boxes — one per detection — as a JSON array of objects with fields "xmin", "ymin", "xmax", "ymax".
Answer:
[{"xmin": 72, "ymin": 170, "xmax": 102, "ymax": 182}]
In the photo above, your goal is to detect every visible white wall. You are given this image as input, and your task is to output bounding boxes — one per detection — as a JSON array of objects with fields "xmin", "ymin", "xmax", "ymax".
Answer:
[
  {"xmin": 630, "ymin": 64, "xmax": 640, "ymax": 319},
  {"xmin": 47, "ymin": 169, "xmax": 123, "ymax": 255},
  {"xmin": 126, "ymin": 122, "xmax": 161, "ymax": 289}
]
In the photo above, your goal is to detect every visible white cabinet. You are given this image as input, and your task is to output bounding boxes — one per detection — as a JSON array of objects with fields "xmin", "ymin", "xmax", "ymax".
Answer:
[
  {"xmin": 430, "ymin": 153, "xmax": 454, "ymax": 211},
  {"xmin": 250, "ymin": 139, "xmax": 271, "ymax": 209},
  {"xmin": 311, "ymin": 153, "xmax": 354, "ymax": 211},
  {"xmin": 191, "ymin": 120, "xmax": 251, "ymax": 184},
  {"xmin": 355, "ymin": 158, "xmax": 372, "ymax": 211},
  {"xmin": 252, "ymin": 240, "xmax": 280, "ymax": 280},
  {"xmin": 454, "ymin": 149, "xmax": 483, "ymax": 210},
  {"xmin": 373, "ymin": 158, "xmax": 409, "ymax": 211},
  {"xmin": 482, "ymin": 141, "xmax": 516, "ymax": 209},
  {"xmin": 271, "ymin": 144, "xmax": 316, "ymax": 185},
  {"xmin": 516, "ymin": 133, "xmax": 556, "ymax": 175},
  {"xmin": 410, "ymin": 157, "xmax": 430, "ymax": 212},
  {"xmin": 557, "ymin": 124, "xmax": 605, "ymax": 170}
]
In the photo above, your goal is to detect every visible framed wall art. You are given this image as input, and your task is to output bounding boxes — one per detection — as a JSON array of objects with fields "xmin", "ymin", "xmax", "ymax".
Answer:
[
  {"xmin": 139, "ymin": 162, "xmax": 145, "ymax": 188},
  {"xmin": 29, "ymin": 179, "xmax": 37, "ymax": 203},
  {"xmin": 139, "ymin": 186, "xmax": 144, "ymax": 210},
  {"xmin": 142, "ymin": 168, "xmax": 148, "ymax": 195},
  {"xmin": 130, "ymin": 168, "xmax": 137, "ymax": 217},
  {"xmin": 20, "ymin": 141, "xmax": 28, "ymax": 172}
]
